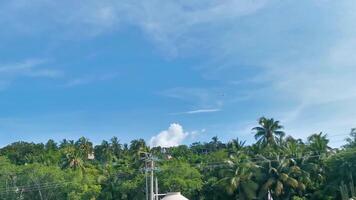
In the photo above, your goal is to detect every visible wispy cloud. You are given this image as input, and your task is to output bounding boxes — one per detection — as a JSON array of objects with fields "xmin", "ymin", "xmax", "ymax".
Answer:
[
  {"xmin": 0, "ymin": 59, "xmax": 62, "ymax": 78},
  {"xmin": 0, "ymin": 59, "xmax": 45, "ymax": 73},
  {"xmin": 64, "ymin": 73, "xmax": 117, "ymax": 87},
  {"xmin": 172, "ymin": 108, "xmax": 221, "ymax": 115},
  {"xmin": 160, "ymin": 87, "xmax": 226, "ymax": 108},
  {"xmin": 0, "ymin": 0, "xmax": 269, "ymax": 54},
  {"xmin": 121, "ymin": 0, "xmax": 269, "ymax": 55},
  {"xmin": 184, "ymin": 109, "xmax": 221, "ymax": 114},
  {"xmin": 0, "ymin": 59, "xmax": 62, "ymax": 89}
]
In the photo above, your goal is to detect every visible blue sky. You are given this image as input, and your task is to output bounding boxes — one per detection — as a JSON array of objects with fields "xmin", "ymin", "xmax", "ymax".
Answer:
[{"xmin": 1, "ymin": 0, "xmax": 355, "ymax": 147}]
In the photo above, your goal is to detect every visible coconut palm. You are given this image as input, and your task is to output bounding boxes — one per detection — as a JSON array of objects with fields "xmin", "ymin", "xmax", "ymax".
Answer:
[
  {"xmin": 343, "ymin": 128, "xmax": 356, "ymax": 149},
  {"xmin": 283, "ymin": 136, "xmax": 306, "ymax": 158},
  {"xmin": 252, "ymin": 117, "xmax": 285, "ymax": 147},
  {"xmin": 75, "ymin": 137, "xmax": 93, "ymax": 159},
  {"xmin": 307, "ymin": 132, "xmax": 331, "ymax": 156},
  {"xmin": 61, "ymin": 146, "xmax": 84, "ymax": 171},
  {"xmin": 95, "ymin": 140, "xmax": 114, "ymax": 164},
  {"xmin": 258, "ymin": 156, "xmax": 306, "ymax": 199},
  {"xmin": 110, "ymin": 137, "xmax": 122, "ymax": 158},
  {"xmin": 227, "ymin": 138, "xmax": 246, "ymax": 155},
  {"xmin": 220, "ymin": 153, "xmax": 259, "ymax": 200},
  {"xmin": 208, "ymin": 136, "xmax": 224, "ymax": 152},
  {"xmin": 304, "ymin": 133, "xmax": 332, "ymax": 191},
  {"xmin": 129, "ymin": 139, "xmax": 149, "ymax": 154}
]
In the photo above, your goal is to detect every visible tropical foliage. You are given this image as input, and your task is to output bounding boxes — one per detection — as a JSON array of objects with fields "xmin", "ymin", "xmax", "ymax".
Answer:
[{"xmin": 0, "ymin": 117, "xmax": 355, "ymax": 199}]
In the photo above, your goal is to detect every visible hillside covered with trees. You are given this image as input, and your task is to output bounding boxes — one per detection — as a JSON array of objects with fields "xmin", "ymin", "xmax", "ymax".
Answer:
[{"xmin": 0, "ymin": 117, "xmax": 355, "ymax": 200}]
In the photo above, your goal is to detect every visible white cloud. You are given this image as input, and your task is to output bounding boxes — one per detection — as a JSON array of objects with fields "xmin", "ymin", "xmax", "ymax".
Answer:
[
  {"xmin": 261, "ymin": 36, "xmax": 356, "ymax": 142},
  {"xmin": 184, "ymin": 109, "xmax": 221, "ymax": 114},
  {"xmin": 0, "ymin": 59, "xmax": 62, "ymax": 78},
  {"xmin": 121, "ymin": 0, "xmax": 269, "ymax": 55},
  {"xmin": 64, "ymin": 73, "xmax": 117, "ymax": 87},
  {"xmin": 172, "ymin": 108, "xmax": 221, "ymax": 115},
  {"xmin": 0, "ymin": 59, "xmax": 45, "ymax": 74},
  {"xmin": 0, "ymin": 0, "xmax": 269, "ymax": 54},
  {"xmin": 150, "ymin": 123, "xmax": 189, "ymax": 147},
  {"xmin": 0, "ymin": 59, "xmax": 63, "ymax": 90},
  {"xmin": 161, "ymin": 87, "xmax": 225, "ymax": 108}
]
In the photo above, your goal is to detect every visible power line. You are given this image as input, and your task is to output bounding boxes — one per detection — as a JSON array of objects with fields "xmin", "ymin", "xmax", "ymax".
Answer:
[{"xmin": 0, "ymin": 181, "xmax": 71, "ymax": 194}]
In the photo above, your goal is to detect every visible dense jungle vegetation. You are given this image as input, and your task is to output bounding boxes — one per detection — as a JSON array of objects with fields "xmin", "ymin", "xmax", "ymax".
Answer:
[{"xmin": 0, "ymin": 117, "xmax": 355, "ymax": 200}]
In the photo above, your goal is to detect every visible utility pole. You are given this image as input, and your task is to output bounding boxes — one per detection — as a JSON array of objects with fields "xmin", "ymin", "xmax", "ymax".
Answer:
[
  {"xmin": 141, "ymin": 152, "xmax": 156, "ymax": 200},
  {"xmin": 145, "ymin": 162, "xmax": 149, "ymax": 200},
  {"xmin": 155, "ymin": 177, "xmax": 159, "ymax": 200},
  {"xmin": 150, "ymin": 159, "xmax": 154, "ymax": 200}
]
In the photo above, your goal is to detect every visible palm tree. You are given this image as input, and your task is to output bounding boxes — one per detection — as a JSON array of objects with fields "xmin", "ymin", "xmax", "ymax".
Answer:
[
  {"xmin": 343, "ymin": 128, "xmax": 356, "ymax": 149},
  {"xmin": 252, "ymin": 117, "xmax": 285, "ymax": 147},
  {"xmin": 94, "ymin": 140, "xmax": 114, "ymax": 164},
  {"xmin": 303, "ymin": 132, "xmax": 332, "ymax": 190},
  {"xmin": 258, "ymin": 156, "xmax": 306, "ymax": 199},
  {"xmin": 129, "ymin": 139, "xmax": 149, "ymax": 156},
  {"xmin": 220, "ymin": 153, "xmax": 259, "ymax": 200},
  {"xmin": 110, "ymin": 137, "xmax": 122, "ymax": 158},
  {"xmin": 339, "ymin": 177, "xmax": 356, "ymax": 200},
  {"xmin": 283, "ymin": 136, "xmax": 305, "ymax": 158},
  {"xmin": 129, "ymin": 139, "xmax": 150, "ymax": 166},
  {"xmin": 75, "ymin": 137, "xmax": 93, "ymax": 159},
  {"xmin": 59, "ymin": 139, "xmax": 74, "ymax": 149},
  {"xmin": 45, "ymin": 139, "xmax": 58, "ymax": 151},
  {"xmin": 227, "ymin": 138, "xmax": 246, "ymax": 155},
  {"xmin": 307, "ymin": 132, "xmax": 331, "ymax": 156},
  {"xmin": 61, "ymin": 146, "xmax": 84, "ymax": 171},
  {"xmin": 209, "ymin": 136, "xmax": 223, "ymax": 152}
]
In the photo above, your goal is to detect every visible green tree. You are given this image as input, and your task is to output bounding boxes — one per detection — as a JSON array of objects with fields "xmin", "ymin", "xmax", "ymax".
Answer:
[
  {"xmin": 219, "ymin": 153, "xmax": 259, "ymax": 200},
  {"xmin": 0, "ymin": 142, "xmax": 45, "ymax": 165},
  {"xmin": 110, "ymin": 137, "xmax": 122, "ymax": 158},
  {"xmin": 45, "ymin": 139, "xmax": 58, "ymax": 151},
  {"xmin": 94, "ymin": 140, "xmax": 114, "ymax": 164},
  {"xmin": 258, "ymin": 156, "xmax": 306, "ymax": 200},
  {"xmin": 158, "ymin": 160, "xmax": 203, "ymax": 199},
  {"xmin": 75, "ymin": 137, "xmax": 93, "ymax": 159},
  {"xmin": 252, "ymin": 117, "xmax": 285, "ymax": 147},
  {"xmin": 61, "ymin": 146, "xmax": 85, "ymax": 171},
  {"xmin": 344, "ymin": 128, "xmax": 356, "ymax": 149},
  {"xmin": 307, "ymin": 132, "xmax": 331, "ymax": 156},
  {"xmin": 227, "ymin": 138, "xmax": 246, "ymax": 155},
  {"xmin": 324, "ymin": 148, "xmax": 356, "ymax": 199}
]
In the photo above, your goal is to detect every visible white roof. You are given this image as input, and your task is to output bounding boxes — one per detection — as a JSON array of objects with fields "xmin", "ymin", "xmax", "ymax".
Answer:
[{"xmin": 161, "ymin": 192, "xmax": 189, "ymax": 200}]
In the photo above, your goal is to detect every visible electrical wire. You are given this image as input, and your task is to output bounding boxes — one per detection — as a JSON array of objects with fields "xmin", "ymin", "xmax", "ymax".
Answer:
[{"xmin": 0, "ymin": 181, "xmax": 71, "ymax": 194}]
